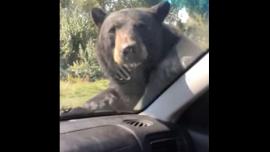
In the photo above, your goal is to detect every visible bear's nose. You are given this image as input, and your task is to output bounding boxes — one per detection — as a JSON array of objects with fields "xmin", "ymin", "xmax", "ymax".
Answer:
[{"xmin": 122, "ymin": 44, "xmax": 136, "ymax": 57}]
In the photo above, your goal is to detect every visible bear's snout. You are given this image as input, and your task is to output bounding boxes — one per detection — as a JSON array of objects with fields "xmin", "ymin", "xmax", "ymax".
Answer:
[
  {"xmin": 121, "ymin": 42, "xmax": 136, "ymax": 58},
  {"xmin": 113, "ymin": 29, "xmax": 148, "ymax": 66}
]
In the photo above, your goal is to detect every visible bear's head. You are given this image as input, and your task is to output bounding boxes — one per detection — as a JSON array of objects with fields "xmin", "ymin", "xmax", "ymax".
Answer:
[{"xmin": 92, "ymin": 1, "xmax": 171, "ymax": 82}]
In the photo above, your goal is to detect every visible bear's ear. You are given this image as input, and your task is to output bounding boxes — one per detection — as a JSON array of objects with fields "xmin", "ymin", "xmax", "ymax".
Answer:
[
  {"xmin": 91, "ymin": 8, "xmax": 107, "ymax": 28},
  {"xmin": 150, "ymin": 1, "xmax": 170, "ymax": 23}
]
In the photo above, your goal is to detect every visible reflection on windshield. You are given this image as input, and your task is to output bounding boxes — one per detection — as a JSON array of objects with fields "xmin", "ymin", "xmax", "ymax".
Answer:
[{"xmin": 60, "ymin": 0, "xmax": 209, "ymax": 117}]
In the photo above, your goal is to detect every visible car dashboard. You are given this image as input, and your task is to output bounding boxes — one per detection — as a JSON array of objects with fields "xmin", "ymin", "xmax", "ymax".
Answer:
[{"xmin": 60, "ymin": 114, "xmax": 191, "ymax": 152}]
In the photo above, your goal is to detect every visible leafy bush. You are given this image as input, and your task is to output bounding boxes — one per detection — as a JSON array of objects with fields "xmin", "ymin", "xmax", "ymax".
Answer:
[
  {"xmin": 60, "ymin": 0, "xmax": 101, "ymax": 81},
  {"xmin": 61, "ymin": 41, "xmax": 103, "ymax": 81}
]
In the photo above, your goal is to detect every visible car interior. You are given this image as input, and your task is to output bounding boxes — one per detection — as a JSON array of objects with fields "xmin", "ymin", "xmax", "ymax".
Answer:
[
  {"xmin": 60, "ymin": 91, "xmax": 208, "ymax": 152},
  {"xmin": 60, "ymin": 50, "xmax": 209, "ymax": 152},
  {"xmin": 60, "ymin": 1, "xmax": 209, "ymax": 151}
]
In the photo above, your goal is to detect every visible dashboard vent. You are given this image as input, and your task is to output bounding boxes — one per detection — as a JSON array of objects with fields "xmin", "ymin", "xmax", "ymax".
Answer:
[
  {"xmin": 123, "ymin": 119, "xmax": 153, "ymax": 127},
  {"xmin": 150, "ymin": 138, "xmax": 178, "ymax": 152}
]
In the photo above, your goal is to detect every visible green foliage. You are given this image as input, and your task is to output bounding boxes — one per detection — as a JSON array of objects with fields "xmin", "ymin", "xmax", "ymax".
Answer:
[
  {"xmin": 60, "ymin": 0, "xmax": 100, "ymax": 81},
  {"xmin": 66, "ymin": 42, "xmax": 103, "ymax": 81}
]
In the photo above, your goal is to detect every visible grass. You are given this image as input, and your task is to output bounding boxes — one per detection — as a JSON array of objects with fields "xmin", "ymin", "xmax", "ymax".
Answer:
[{"xmin": 60, "ymin": 79, "xmax": 109, "ymax": 108}]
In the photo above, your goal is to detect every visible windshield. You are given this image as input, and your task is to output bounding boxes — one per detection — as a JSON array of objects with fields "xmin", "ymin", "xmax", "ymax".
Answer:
[{"xmin": 60, "ymin": 0, "xmax": 209, "ymax": 118}]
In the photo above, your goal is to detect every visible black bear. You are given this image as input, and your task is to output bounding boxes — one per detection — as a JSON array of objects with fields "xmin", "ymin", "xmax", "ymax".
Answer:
[{"xmin": 60, "ymin": 1, "xmax": 201, "ymax": 117}]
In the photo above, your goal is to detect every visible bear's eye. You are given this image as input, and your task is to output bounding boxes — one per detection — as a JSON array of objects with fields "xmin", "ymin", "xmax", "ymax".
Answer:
[
  {"xmin": 109, "ymin": 26, "xmax": 116, "ymax": 34},
  {"xmin": 135, "ymin": 22, "xmax": 147, "ymax": 30}
]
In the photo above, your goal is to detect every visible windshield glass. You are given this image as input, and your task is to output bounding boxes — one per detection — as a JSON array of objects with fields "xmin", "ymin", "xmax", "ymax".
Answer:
[{"xmin": 60, "ymin": 0, "xmax": 209, "ymax": 118}]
